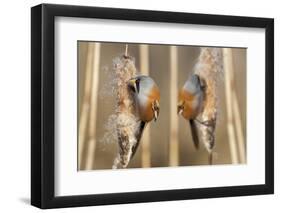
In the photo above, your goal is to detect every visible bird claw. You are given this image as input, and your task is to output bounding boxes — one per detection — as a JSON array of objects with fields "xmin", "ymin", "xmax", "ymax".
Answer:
[{"xmin": 152, "ymin": 100, "xmax": 160, "ymax": 122}]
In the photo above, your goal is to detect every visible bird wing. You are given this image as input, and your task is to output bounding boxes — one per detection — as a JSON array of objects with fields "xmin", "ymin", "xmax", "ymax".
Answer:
[
  {"xmin": 189, "ymin": 119, "xmax": 200, "ymax": 150},
  {"xmin": 131, "ymin": 121, "xmax": 146, "ymax": 160}
]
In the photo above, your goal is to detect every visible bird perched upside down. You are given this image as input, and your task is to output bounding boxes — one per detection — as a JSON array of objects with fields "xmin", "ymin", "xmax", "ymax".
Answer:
[
  {"xmin": 127, "ymin": 75, "xmax": 160, "ymax": 159},
  {"xmin": 178, "ymin": 74, "xmax": 204, "ymax": 150}
]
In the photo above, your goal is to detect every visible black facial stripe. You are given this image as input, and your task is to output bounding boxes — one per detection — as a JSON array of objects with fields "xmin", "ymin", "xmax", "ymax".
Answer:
[
  {"xmin": 128, "ymin": 83, "xmax": 136, "ymax": 93},
  {"xmin": 136, "ymin": 79, "xmax": 140, "ymax": 93}
]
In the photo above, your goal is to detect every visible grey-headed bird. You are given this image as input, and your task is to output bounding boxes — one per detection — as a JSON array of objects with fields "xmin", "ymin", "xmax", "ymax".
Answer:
[
  {"xmin": 127, "ymin": 75, "xmax": 160, "ymax": 159},
  {"xmin": 178, "ymin": 74, "xmax": 204, "ymax": 150}
]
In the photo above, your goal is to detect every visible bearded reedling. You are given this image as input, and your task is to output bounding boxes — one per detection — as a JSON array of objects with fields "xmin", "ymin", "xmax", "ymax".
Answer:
[
  {"xmin": 113, "ymin": 46, "xmax": 160, "ymax": 169},
  {"xmin": 127, "ymin": 75, "xmax": 160, "ymax": 159},
  {"xmin": 178, "ymin": 74, "xmax": 204, "ymax": 150},
  {"xmin": 178, "ymin": 48, "xmax": 223, "ymax": 165}
]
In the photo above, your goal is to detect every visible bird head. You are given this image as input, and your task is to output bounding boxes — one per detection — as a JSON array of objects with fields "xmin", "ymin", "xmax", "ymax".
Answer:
[
  {"xmin": 128, "ymin": 75, "xmax": 160, "ymax": 122},
  {"xmin": 128, "ymin": 77, "xmax": 140, "ymax": 94},
  {"xmin": 183, "ymin": 74, "xmax": 202, "ymax": 95},
  {"xmin": 127, "ymin": 75, "xmax": 159, "ymax": 95},
  {"xmin": 178, "ymin": 74, "xmax": 202, "ymax": 114}
]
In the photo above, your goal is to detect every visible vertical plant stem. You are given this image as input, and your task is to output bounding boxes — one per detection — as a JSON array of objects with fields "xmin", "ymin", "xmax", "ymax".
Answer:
[
  {"xmin": 78, "ymin": 43, "xmax": 95, "ymax": 170},
  {"xmin": 112, "ymin": 48, "xmax": 138, "ymax": 169},
  {"xmin": 85, "ymin": 43, "xmax": 101, "ymax": 170},
  {"xmin": 125, "ymin": 44, "xmax": 128, "ymax": 57},
  {"xmin": 233, "ymin": 91, "xmax": 246, "ymax": 163},
  {"xmin": 223, "ymin": 48, "xmax": 239, "ymax": 164},
  {"xmin": 169, "ymin": 46, "xmax": 179, "ymax": 166},
  {"xmin": 194, "ymin": 48, "xmax": 222, "ymax": 165},
  {"xmin": 139, "ymin": 44, "xmax": 151, "ymax": 168}
]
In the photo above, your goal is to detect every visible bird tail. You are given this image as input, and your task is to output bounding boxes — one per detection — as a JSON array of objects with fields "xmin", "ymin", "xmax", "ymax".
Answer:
[
  {"xmin": 189, "ymin": 119, "xmax": 200, "ymax": 150},
  {"xmin": 131, "ymin": 121, "xmax": 146, "ymax": 160}
]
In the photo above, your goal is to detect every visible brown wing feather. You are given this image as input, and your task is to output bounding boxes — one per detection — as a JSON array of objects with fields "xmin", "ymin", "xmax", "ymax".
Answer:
[
  {"xmin": 130, "ymin": 121, "xmax": 146, "ymax": 160},
  {"xmin": 189, "ymin": 119, "xmax": 200, "ymax": 149}
]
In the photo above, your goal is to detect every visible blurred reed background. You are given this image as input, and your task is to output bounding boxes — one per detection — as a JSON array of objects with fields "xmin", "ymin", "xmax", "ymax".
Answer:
[{"xmin": 78, "ymin": 41, "xmax": 246, "ymax": 170}]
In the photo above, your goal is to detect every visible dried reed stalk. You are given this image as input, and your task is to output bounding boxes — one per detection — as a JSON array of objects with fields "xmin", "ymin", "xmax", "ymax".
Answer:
[
  {"xmin": 169, "ymin": 46, "xmax": 179, "ymax": 167},
  {"xmin": 125, "ymin": 44, "xmax": 128, "ymax": 57},
  {"xmin": 233, "ymin": 92, "xmax": 246, "ymax": 163},
  {"xmin": 194, "ymin": 48, "xmax": 223, "ymax": 165},
  {"xmin": 84, "ymin": 43, "xmax": 101, "ymax": 170},
  {"xmin": 222, "ymin": 48, "xmax": 239, "ymax": 164},
  {"xmin": 78, "ymin": 43, "xmax": 95, "ymax": 170},
  {"xmin": 112, "ymin": 47, "xmax": 139, "ymax": 169},
  {"xmin": 139, "ymin": 44, "xmax": 151, "ymax": 168}
]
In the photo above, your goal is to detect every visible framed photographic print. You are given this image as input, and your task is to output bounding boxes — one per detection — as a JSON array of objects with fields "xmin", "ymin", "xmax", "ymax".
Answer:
[{"xmin": 31, "ymin": 3, "xmax": 274, "ymax": 209}]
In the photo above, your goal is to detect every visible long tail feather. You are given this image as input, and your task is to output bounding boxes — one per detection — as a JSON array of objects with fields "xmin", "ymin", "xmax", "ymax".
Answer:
[
  {"xmin": 189, "ymin": 119, "xmax": 200, "ymax": 150},
  {"xmin": 131, "ymin": 121, "xmax": 146, "ymax": 159}
]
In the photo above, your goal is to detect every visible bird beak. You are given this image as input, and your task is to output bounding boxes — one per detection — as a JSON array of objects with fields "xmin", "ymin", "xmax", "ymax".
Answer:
[{"xmin": 128, "ymin": 79, "xmax": 137, "ymax": 93}]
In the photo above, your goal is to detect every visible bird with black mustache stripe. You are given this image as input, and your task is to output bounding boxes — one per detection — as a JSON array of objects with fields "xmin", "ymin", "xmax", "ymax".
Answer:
[
  {"xmin": 127, "ymin": 75, "xmax": 160, "ymax": 159},
  {"xmin": 178, "ymin": 74, "xmax": 204, "ymax": 150}
]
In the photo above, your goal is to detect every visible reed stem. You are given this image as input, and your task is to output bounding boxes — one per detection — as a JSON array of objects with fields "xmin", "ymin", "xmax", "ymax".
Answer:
[
  {"xmin": 78, "ymin": 43, "xmax": 95, "ymax": 170},
  {"xmin": 169, "ymin": 46, "xmax": 179, "ymax": 166},
  {"xmin": 233, "ymin": 89, "xmax": 246, "ymax": 163},
  {"xmin": 85, "ymin": 43, "xmax": 101, "ymax": 170},
  {"xmin": 223, "ymin": 48, "xmax": 239, "ymax": 164},
  {"xmin": 139, "ymin": 44, "xmax": 151, "ymax": 168},
  {"xmin": 112, "ymin": 50, "xmax": 138, "ymax": 169},
  {"xmin": 125, "ymin": 44, "xmax": 128, "ymax": 57}
]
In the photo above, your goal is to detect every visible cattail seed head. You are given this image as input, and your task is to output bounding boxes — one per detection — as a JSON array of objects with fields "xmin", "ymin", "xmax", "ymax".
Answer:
[
  {"xmin": 194, "ymin": 48, "xmax": 223, "ymax": 157},
  {"xmin": 110, "ymin": 55, "xmax": 142, "ymax": 169}
]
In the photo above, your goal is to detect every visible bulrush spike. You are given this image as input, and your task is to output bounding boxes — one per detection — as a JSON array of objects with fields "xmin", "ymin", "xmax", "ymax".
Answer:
[{"xmin": 194, "ymin": 48, "xmax": 223, "ymax": 165}]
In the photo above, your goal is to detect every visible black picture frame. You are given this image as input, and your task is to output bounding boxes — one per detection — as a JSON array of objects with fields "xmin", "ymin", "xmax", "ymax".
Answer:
[{"xmin": 31, "ymin": 3, "xmax": 274, "ymax": 209}]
